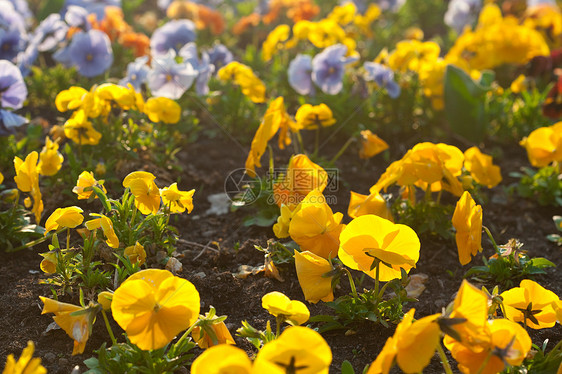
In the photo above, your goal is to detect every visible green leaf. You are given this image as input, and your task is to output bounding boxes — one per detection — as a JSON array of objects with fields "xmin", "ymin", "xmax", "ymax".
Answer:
[
  {"xmin": 444, "ymin": 64, "xmax": 491, "ymax": 142},
  {"xmin": 341, "ymin": 360, "xmax": 356, "ymax": 374},
  {"xmin": 38, "ymin": 0, "xmax": 65, "ymax": 21},
  {"xmin": 529, "ymin": 258, "xmax": 556, "ymax": 268}
]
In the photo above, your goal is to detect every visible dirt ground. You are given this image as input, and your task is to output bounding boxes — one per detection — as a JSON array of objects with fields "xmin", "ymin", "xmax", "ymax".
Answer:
[{"xmin": 1, "ymin": 134, "xmax": 560, "ymax": 373}]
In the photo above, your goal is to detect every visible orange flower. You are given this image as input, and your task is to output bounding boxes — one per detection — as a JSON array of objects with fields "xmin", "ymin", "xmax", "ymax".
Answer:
[
  {"xmin": 120, "ymin": 32, "xmax": 150, "ymax": 57},
  {"xmin": 233, "ymin": 13, "xmax": 260, "ymax": 35},
  {"xmin": 359, "ymin": 130, "xmax": 389, "ymax": 159},
  {"xmin": 99, "ymin": 6, "xmax": 130, "ymax": 41},
  {"xmin": 273, "ymin": 154, "xmax": 328, "ymax": 207}
]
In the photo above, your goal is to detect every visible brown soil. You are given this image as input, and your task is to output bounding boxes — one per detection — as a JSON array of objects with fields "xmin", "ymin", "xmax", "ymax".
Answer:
[{"xmin": 1, "ymin": 135, "xmax": 561, "ymax": 373}]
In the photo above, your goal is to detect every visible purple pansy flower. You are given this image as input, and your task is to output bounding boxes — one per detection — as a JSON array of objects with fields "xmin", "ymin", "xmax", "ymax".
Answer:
[
  {"xmin": 444, "ymin": 0, "xmax": 481, "ymax": 34},
  {"xmin": 0, "ymin": 29, "xmax": 24, "ymax": 61},
  {"xmin": 63, "ymin": 0, "xmax": 122, "ymax": 21},
  {"xmin": 68, "ymin": 29, "xmax": 113, "ymax": 77},
  {"xmin": 147, "ymin": 50, "xmax": 197, "ymax": 99},
  {"xmin": 64, "ymin": 5, "xmax": 91, "ymax": 30},
  {"xmin": 206, "ymin": 43, "xmax": 233, "ymax": 70},
  {"xmin": 0, "ymin": 59, "xmax": 27, "ymax": 133},
  {"xmin": 150, "ymin": 20, "xmax": 196, "ymax": 56},
  {"xmin": 0, "ymin": 59, "xmax": 27, "ymax": 109},
  {"xmin": 311, "ymin": 44, "xmax": 357, "ymax": 95},
  {"xmin": 16, "ymin": 43, "xmax": 38, "ymax": 77},
  {"xmin": 288, "ymin": 54, "xmax": 314, "ymax": 95},
  {"xmin": 31, "ymin": 13, "xmax": 69, "ymax": 52},
  {"xmin": 364, "ymin": 62, "xmax": 400, "ymax": 99},
  {"xmin": 179, "ymin": 43, "xmax": 214, "ymax": 95},
  {"xmin": 120, "ymin": 56, "xmax": 150, "ymax": 92}
]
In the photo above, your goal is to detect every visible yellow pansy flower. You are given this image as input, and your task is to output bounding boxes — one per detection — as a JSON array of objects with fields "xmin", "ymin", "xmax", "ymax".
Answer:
[
  {"xmin": 446, "ymin": 318, "xmax": 531, "ymax": 374},
  {"xmin": 14, "ymin": 152, "xmax": 39, "ymax": 193},
  {"xmin": 96, "ymin": 83, "xmax": 136, "ymax": 110},
  {"xmin": 294, "ymin": 250, "xmax": 334, "ymax": 303},
  {"xmin": 97, "ymin": 291, "xmax": 113, "ymax": 311},
  {"xmin": 63, "ymin": 110, "xmax": 102, "ymax": 145},
  {"xmin": 262, "ymin": 291, "xmax": 310, "ymax": 326},
  {"xmin": 144, "ymin": 97, "xmax": 181, "ymax": 124},
  {"xmin": 124, "ymin": 241, "xmax": 146, "ymax": 266},
  {"xmin": 160, "ymin": 182, "xmax": 195, "ymax": 214},
  {"xmin": 39, "ymin": 251, "xmax": 57, "ymax": 274},
  {"xmin": 111, "ymin": 269, "xmax": 200, "ymax": 350},
  {"xmin": 327, "ymin": 2, "xmax": 356, "ymax": 26},
  {"xmin": 253, "ymin": 326, "xmax": 332, "ymax": 374},
  {"xmin": 273, "ymin": 154, "xmax": 328, "ymax": 207},
  {"xmin": 191, "ymin": 344, "xmax": 253, "ymax": 374},
  {"xmin": 55, "ymin": 86, "xmax": 88, "ymax": 112},
  {"xmin": 359, "ymin": 130, "xmax": 389, "ymax": 159},
  {"xmin": 262, "ymin": 24, "xmax": 290, "ymax": 62},
  {"xmin": 520, "ymin": 122, "xmax": 562, "ymax": 167},
  {"xmin": 44, "ymin": 206, "xmax": 84, "ymax": 233},
  {"xmin": 452, "ymin": 191, "xmax": 482, "ymax": 266},
  {"xmin": 294, "ymin": 103, "xmax": 336, "ymax": 130},
  {"xmin": 338, "ymin": 214, "xmax": 420, "ymax": 281},
  {"xmin": 37, "ymin": 137, "xmax": 63, "ymax": 176},
  {"xmin": 501, "ymin": 279, "xmax": 559, "ymax": 329},
  {"xmin": 347, "ymin": 190, "xmax": 393, "ymax": 221},
  {"xmin": 368, "ymin": 309, "xmax": 441, "ymax": 374},
  {"xmin": 85, "ymin": 213, "xmax": 119, "ymax": 248},
  {"xmin": 122, "ymin": 171, "xmax": 161, "ymax": 215},
  {"xmin": 72, "ymin": 171, "xmax": 106, "ymax": 200},
  {"xmin": 2, "ymin": 341, "xmax": 46, "ymax": 374},
  {"xmin": 463, "ymin": 147, "xmax": 502, "ymax": 188},
  {"xmin": 39, "ymin": 297, "xmax": 96, "ymax": 355},
  {"xmin": 288, "ymin": 189, "xmax": 344, "ymax": 259}
]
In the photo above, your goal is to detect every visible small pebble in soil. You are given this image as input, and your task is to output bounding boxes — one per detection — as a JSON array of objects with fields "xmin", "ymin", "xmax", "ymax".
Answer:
[
  {"xmin": 44, "ymin": 352, "xmax": 56, "ymax": 363},
  {"xmin": 194, "ymin": 272, "xmax": 206, "ymax": 278},
  {"xmin": 58, "ymin": 358, "xmax": 68, "ymax": 368}
]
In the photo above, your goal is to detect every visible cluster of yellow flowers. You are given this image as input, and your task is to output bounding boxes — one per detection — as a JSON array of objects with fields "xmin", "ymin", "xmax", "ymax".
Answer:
[
  {"xmin": 217, "ymin": 62, "xmax": 266, "ymax": 103},
  {"xmin": 55, "ymin": 83, "xmax": 181, "ymax": 145},
  {"xmin": 349, "ymin": 142, "xmax": 501, "ymax": 220},
  {"xmin": 447, "ymin": 4, "xmax": 550, "ymax": 71},
  {"xmin": 244, "ymin": 97, "xmax": 339, "ymax": 177}
]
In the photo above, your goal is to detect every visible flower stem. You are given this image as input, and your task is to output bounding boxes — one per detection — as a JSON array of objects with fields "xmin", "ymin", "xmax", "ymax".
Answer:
[
  {"xmin": 329, "ymin": 137, "xmax": 355, "ymax": 165},
  {"xmin": 101, "ymin": 309, "xmax": 117, "ymax": 345},
  {"xmin": 343, "ymin": 268, "xmax": 358, "ymax": 299},
  {"xmin": 436, "ymin": 342, "xmax": 454, "ymax": 374},
  {"xmin": 174, "ymin": 322, "xmax": 198, "ymax": 348},
  {"xmin": 475, "ymin": 350, "xmax": 493, "ymax": 374},
  {"xmin": 482, "ymin": 226, "xmax": 499, "ymax": 254}
]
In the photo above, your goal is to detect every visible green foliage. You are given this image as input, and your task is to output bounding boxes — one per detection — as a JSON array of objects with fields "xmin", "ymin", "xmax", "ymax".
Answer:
[
  {"xmin": 392, "ymin": 198, "xmax": 454, "ymax": 239},
  {"xmin": 0, "ymin": 190, "xmax": 45, "ymax": 251},
  {"xmin": 310, "ymin": 270, "xmax": 414, "ymax": 333},
  {"xmin": 506, "ymin": 339, "xmax": 562, "ymax": 374},
  {"xmin": 444, "ymin": 65, "xmax": 493, "ymax": 142},
  {"xmin": 487, "ymin": 85, "xmax": 550, "ymax": 140},
  {"xmin": 84, "ymin": 337, "xmax": 196, "ymax": 374},
  {"xmin": 465, "ymin": 239, "xmax": 556, "ymax": 288},
  {"xmin": 511, "ymin": 165, "xmax": 562, "ymax": 206}
]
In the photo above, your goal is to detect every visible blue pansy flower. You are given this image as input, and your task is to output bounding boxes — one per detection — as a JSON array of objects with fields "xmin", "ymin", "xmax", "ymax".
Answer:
[
  {"xmin": 147, "ymin": 50, "xmax": 197, "ymax": 99},
  {"xmin": 120, "ymin": 56, "xmax": 150, "ymax": 92},
  {"xmin": 68, "ymin": 29, "xmax": 113, "ymax": 77},
  {"xmin": 311, "ymin": 44, "xmax": 357, "ymax": 95},
  {"xmin": 364, "ymin": 62, "xmax": 400, "ymax": 99},
  {"xmin": 150, "ymin": 20, "xmax": 196, "ymax": 56},
  {"xmin": 288, "ymin": 54, "xmax": 314, "ymax": 95}
]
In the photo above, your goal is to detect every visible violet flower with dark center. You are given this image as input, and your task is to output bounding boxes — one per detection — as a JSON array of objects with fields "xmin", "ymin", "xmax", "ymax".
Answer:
[
  {"xmin": 150, "ymin": 20, "xmax": 196, "ymax": 56},
  {"xmin": 364, "ymin": 62, "xmax": 400, "ymax": 99},
  {"xmin": 206, "ymin": 43, "xmax": 233, "ymax": 70},
  {"xmin": 68, "ymin": 29, "xmax": 113, "ymax": 77},
  {"xmin": 311, "ymin": 44, "xmax": 357, "ymax": 95}
]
